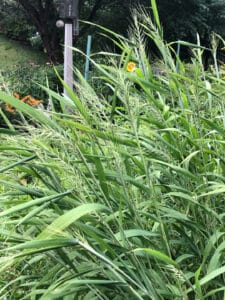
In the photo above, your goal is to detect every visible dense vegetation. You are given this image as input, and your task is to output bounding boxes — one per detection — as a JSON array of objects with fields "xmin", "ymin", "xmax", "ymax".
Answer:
[
  {"xmin": 0, "ymin": 34, "xmax": 64, "ymax": 115},
  {"xmin": 0, "ymin": 1, "xmax": 225, "ymax": 298}
]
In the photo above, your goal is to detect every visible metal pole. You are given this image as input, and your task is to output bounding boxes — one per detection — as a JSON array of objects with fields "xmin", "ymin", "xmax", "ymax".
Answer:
[
  {"xmin": 64, "ymin": 22, "xmax": 73, "ymax": 96},
  {"xmin": 84, "ymin": 35, "xmax": 92, "ymax": 81}
]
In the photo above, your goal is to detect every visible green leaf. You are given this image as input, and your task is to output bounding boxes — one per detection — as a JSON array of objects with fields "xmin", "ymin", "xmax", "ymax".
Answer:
[
  {"xmin": 43, "ymin": 279, "xmax": 124, "ymax": 299},
  {"xmin": 160, "ymin": 207, "xmax": 190, "ymax": 221},
  {"xmin": 0, "ymin": 190, "xmax": 72, "ymax": 217},
  {"xmin": 55, "ymin": 69, "xmax": 91, "ymax": 123},
  {"xmin": 37, "ymin": 203, "xmax": 110, "ymax": 239},
  {"xmin": 150, "ymin": 159, "xmax": 197, "ymax": 180},
  {"xmin": 187, "ymin": 266, "xmax": 225, "ymax": 294},
  {"xmin": 202, "ymin": 118, "xmax": 225, "ymax": 137},
  {"xmin": 0, "ymin": 179, "xmax": 44, "ymax": 197},
  {"xmin": 133, "ymin": 248, "xmax": 178, "ymax": 267},
  {"xmin": 166, "ymin": 192, "xmax": 199, "ymax": 205},
  {"xmin": 198, "ymin": 185, "xmax": 225, "ymax": 198},
  {"xmin": 0, "ymin": 128, "xmax": 18, "ymax": 135},
  {"xmin": 151, "ymin": 0, "xmax": 161, "ymax": 30},
  {"xmin": 207, "ymin": 240, "xmax": 225, "ymax": 274},
  {"xmin": 2, "ymin": 238, "xmax": 79, "ymax": 254},
  {"xmin": 62, "ymin": 119, "xmax": 138, "ymax": 147},
  {"xmin": 195, "ymin": 264, "xmax": 203, "ymax": 299},
  {"xmin": 204, "ymin": 287, "xmax": 225, "ymax": 298},
  {"xmin": 114, "ymin": 229, "xmax": 159, "ymax": 241},
  {"xmin": 199, "ymin": 265, "xmax": 225, "ymax": 287},
  {"xmin": 0, "ymin": 154, "xmax": 36, "ymax": 173}
]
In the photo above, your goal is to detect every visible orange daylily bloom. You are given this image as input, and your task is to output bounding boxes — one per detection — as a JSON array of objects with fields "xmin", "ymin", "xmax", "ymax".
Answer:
[
  {"xmin": 20, "ymin": 95, "xmax": 42, "ymax": 106},
  {"xmin": 27, "ymin": 98, "xmax": 42, "ymax": 106},
  {"xmin": 13, "ymin": 92, "xmax": 20, "ymax": 99},
  {"xmin": 21, "ymin": 95, "xmax": 31, "ymax": 103},
  {"xmin": 5, "ymin": 92, "xmax": 43, "ymax": 113},
  {"xmin": 5, "ymin": 103, "xmax": 15, "ymax": 113}
]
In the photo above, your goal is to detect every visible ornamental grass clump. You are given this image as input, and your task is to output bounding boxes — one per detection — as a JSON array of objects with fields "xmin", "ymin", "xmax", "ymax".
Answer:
[{"xmin": 0, "ymin": 1, "xmax": 225, "ymax": 299}]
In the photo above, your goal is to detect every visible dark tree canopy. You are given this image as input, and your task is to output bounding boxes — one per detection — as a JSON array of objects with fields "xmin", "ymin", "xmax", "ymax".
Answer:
[
  {"xmin": 157, "ymin": 0, "xmax": 225, "ymax": 43},
  {"xmin": 1, "ymin": 0, "xmax": 225, "ymax": 62}
]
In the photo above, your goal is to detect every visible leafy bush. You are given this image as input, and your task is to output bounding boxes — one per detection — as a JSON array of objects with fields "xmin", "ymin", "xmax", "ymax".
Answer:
[
  {"xmin": 0, "ymin": 64, "xmax": 63, "ymax": 127},
  {"xmin": 0, "ymin": 1, "xmax": 225, "ymax": 299},
  {"xmin": 29, "ymin": 33, "xmax": 43, "ymax": 51},
  {"xmin": 0, "ymin": 3, "xmax": 35, "ymax": 42},
  {"xmin": 2, "ymin": 64, "xmax": 63, "ymax": 102}
]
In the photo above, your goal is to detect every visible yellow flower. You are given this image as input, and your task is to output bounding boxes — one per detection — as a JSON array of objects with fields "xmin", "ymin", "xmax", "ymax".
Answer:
[{"xmin": 126, "ymin": 61, "xmax": 137, "ymax": 72}]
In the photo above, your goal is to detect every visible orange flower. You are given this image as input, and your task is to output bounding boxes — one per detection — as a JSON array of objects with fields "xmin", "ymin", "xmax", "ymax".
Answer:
[
  {"xmin": 6, "ymin": 93, "xmax": 43, "ymax": 113},
  {"xmin": 27, "ymin": 97, "xmax": 42, "ymax": 106},
  {"xmin": 13, "ymin": 92, "xmax": 20, "ymax": 99},
  {"xmin": 21, "ymin": 95, "xmax": 31, "ymax": 103},
  {"xmin": 5, "ymin": 103, "xmax": 15, "ymax": 113},
  {"xmin": 126, "ymin": 61, "xmax": 137, "ymax": 72}
]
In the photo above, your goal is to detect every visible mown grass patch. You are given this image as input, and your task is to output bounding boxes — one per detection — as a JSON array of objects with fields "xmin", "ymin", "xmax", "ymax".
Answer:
[{"xmin": 0, "ymin": 34, "xmax": 47, "ymax": 69}]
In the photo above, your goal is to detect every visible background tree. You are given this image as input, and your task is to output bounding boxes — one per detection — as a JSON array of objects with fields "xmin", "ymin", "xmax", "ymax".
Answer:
[
  {"xmin": 0, "ymin": 0, "xmax": 149, "ymax": 62},
  {"xmin": 1, "ymin": 0, "xmax": 225, "ymax": 63},
  {"xmin": 156, "ymin": 0, "xmax": 225, "ymax": 64},
  {"xmin": 16, "ymin": 0, "xmax": 62, "ymax": 62},
  {"xmin": 0, "ymin": 0, "xmax": 35, "ymax": 41},
  {"xmin": 157, "ymin": 0, "xmax": 225, "ymax": 42}
]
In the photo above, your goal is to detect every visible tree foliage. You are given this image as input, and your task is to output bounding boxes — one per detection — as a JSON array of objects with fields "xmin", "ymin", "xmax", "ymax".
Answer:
[
  {"xmin": 157, "ymin": 0, "xmax": 225, "ymax": 43},
  {"xmin": 1, "ymin": 0, "xmax": 225, "ymax": 62},
  {"xmin": 16, "ymin": 0, "xmax": 62, "ymax": 62},
  {"xmin": 0, "ymin": 1, "xmax": 34, "ymax": 41}
]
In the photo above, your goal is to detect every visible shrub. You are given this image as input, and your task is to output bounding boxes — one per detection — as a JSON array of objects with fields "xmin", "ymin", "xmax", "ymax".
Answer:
[
  {"xmin": 0, "ymin": 3, "xmax": 35, "ymax": 43},
  {"xmin": 0, "ymin": 64, "xmax": 64, "ymax": 127},
  {"xmin": 29, "ymin": 33, "xmax": 43, "ymax": 51},
  {"xmin": 2, "ymin": 64, "xmax": 63, "ymax": 104}
]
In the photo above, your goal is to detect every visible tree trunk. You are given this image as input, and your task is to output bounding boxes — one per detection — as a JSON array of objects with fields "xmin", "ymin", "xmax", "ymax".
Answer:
[{"xmin": 17, "ymin": 0, "xmax": 62, "ymax": 63}]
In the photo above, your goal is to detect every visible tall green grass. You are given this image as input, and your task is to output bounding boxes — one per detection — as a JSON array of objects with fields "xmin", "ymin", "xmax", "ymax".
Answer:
[{"xmin": 0, "ymin": 2, "xmax": 225, "ymax": 299}]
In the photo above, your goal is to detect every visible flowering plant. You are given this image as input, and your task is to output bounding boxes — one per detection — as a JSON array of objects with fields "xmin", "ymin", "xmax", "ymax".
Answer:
[
  {"xmin": 2, "ymin": 92, "xmax": 42, "ymax": 113},
  {"xmin": 126, "ymin": 61, "xmax": 137, "ymax": 72}
]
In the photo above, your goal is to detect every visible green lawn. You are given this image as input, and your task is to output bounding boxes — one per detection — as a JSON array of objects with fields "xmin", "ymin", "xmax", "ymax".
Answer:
[{"xmin": 0, "ymin": 34, "xmax": 47, "ymax": 69}]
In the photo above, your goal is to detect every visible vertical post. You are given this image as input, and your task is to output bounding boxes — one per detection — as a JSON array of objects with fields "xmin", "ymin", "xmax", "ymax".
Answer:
[
  {"xmin": 64, "ymin": 22, "xmax": 73, "ymax": 96},
  {"xmin": 84, "ymin": 35, "xmax": 92, "ymax": 81}
]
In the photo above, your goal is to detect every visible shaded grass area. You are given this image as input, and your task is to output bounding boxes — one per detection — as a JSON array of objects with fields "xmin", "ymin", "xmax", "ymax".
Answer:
[{"xmin": 0, "ymin": 34, "xmax": 47, "ymax": 69}]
